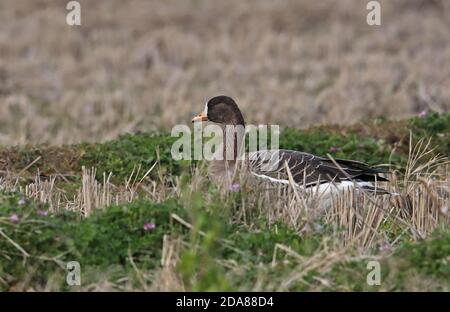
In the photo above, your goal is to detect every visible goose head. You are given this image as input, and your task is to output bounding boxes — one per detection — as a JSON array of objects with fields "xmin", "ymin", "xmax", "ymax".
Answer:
[
  {"xmin": 192, "ymin": 96, "xmax": 246, "ymax": 186},
  {"xmin": 192, "ymin": 95, "xmax": 245, "ymax": 126}
]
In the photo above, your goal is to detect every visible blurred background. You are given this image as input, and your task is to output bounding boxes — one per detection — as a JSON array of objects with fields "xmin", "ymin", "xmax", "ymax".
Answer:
[{"xmin": 0, "ymin": 0, "xmax": 449, "ymax": 145}]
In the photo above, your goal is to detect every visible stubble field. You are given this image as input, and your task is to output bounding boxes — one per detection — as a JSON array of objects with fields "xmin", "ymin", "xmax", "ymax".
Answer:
[{"xmin": 0, "ymin": 0, "xmax": 449, "ymax": 291}]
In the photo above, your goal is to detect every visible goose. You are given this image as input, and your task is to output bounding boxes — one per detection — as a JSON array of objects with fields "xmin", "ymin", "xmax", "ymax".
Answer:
[{"xmin": 191, "ymin": 95, "xmax": 391, "ymax": 197}]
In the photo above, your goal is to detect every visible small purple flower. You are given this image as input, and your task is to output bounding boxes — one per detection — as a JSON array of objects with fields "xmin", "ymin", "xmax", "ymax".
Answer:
[
  {"xmin": 379, "ymin": 242, "xmax": 392, "ymax": 253},
  {"xmin": 329, "ymin": 146, "xmax": 341, "ymax": 153},
  {"xmin": 9, "ymin": 213, "xmax": 19, "ymax": 223},
  {"xmin": 37, "ymin": 209, "xmax": 48, "ymax": 217},
  {"xmin": 229, "ymin": 183, "xmax": 240, "ymax": 192},
  {"xmin": 418, "ymin": 110, "xmax": 428, "ymax": 118},
  {"xmin": 143, "ymin": 222, "xmax": 155, "ymax": 231}
]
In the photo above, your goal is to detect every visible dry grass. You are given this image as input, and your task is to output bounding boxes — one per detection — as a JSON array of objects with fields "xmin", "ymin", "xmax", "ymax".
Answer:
[
  {"xmin": 1, "ymin": 137, "xmax": 448, "ymax": 259},
  {"xmin": 0, "ymin": 154, "xmax": 448, "ymax": 291},
  {"xmin": 5, "ymin": 165, "xmax": 170, "ymax": 216},
  {"xmin": 1, "ymin": 0, "xmax": 450, "ymax": 145},
  {"xmin": 1, "ymin": 0, "xmax": 449, "ymax": 291},
  {"xmin": 1, "ymin": 140, "xmax": 448, "ymax": 242}
]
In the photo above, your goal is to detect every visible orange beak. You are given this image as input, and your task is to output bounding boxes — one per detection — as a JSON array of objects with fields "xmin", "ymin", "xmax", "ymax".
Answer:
[{"xmin": 191, "ymin": 111, "xmax": 208, "ymax": 123}]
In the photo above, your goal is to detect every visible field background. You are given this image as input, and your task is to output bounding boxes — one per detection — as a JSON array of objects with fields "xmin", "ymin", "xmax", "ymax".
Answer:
[
  {"xmin": 1, "ymin": 0, "xmax": 450, "ymax": 145},
  {"xmin": 0, "ymin": 0, "xmax": 449, "ymax": 292}
]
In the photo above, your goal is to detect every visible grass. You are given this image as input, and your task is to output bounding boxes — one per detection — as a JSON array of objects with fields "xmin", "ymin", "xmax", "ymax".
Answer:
[
  {"xmin": 79, "ymin": 133, "xmax": 187, "ymax": 181},
  {"xmin": 1, "ymin": 189, "xmax": 448, "ymax": 291},
  {"xmin": 1, "ymin": 0, "xmax": 449, "ymax": 292},
  {"xmin": 1, "ymin": 0, "xmax": 450, "ymax": 146},
  {"xmin": 0, "ymin": 112, "xmax": 449, "ymax": 291},
  {"xmin": 0, "ymin": 191, "xmax": 187, "ymax": 290},
  {"xmin": 2, "ymin": 111, "xmax": 448, "ymax": 180}
]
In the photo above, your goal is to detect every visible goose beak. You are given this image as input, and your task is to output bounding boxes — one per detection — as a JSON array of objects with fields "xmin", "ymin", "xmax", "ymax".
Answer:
[{"xmin": 191, "ymin": 111, "xmax": 208, "ymax": 123}]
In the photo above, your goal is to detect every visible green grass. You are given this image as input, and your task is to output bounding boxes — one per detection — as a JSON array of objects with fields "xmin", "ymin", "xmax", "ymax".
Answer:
[
  {"xmin": 0, "ymin": 191, "xmax": 187, "ymax": 290},
  {"xmin": 79, "ymin": 133, "xmax": 189, "ymax": 181},
  {"xmin": 322, "ymin": 229, "xmax": 450, "ymax": 291},
  {"xmin": 0, "ymin": 112, "xmax": 449, "ymax": 291},
  {"xmin": 2, "ymin": 112, "xmax": 449, "ymax": 182},
  {"xmin": 1, "ymin": 188, "xmax": 449, "ymax": 291}
]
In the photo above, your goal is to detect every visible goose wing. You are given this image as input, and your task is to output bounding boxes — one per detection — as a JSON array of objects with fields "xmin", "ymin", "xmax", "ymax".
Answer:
[{"xmin": 248, "ymin": 149, "xmax": 389, "ymax": 186}]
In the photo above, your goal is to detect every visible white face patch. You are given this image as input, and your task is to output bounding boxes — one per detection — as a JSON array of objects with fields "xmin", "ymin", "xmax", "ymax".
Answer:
[{"xmin": 204, "ymin": 102, "xmax": 208, "ymax": 116}]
